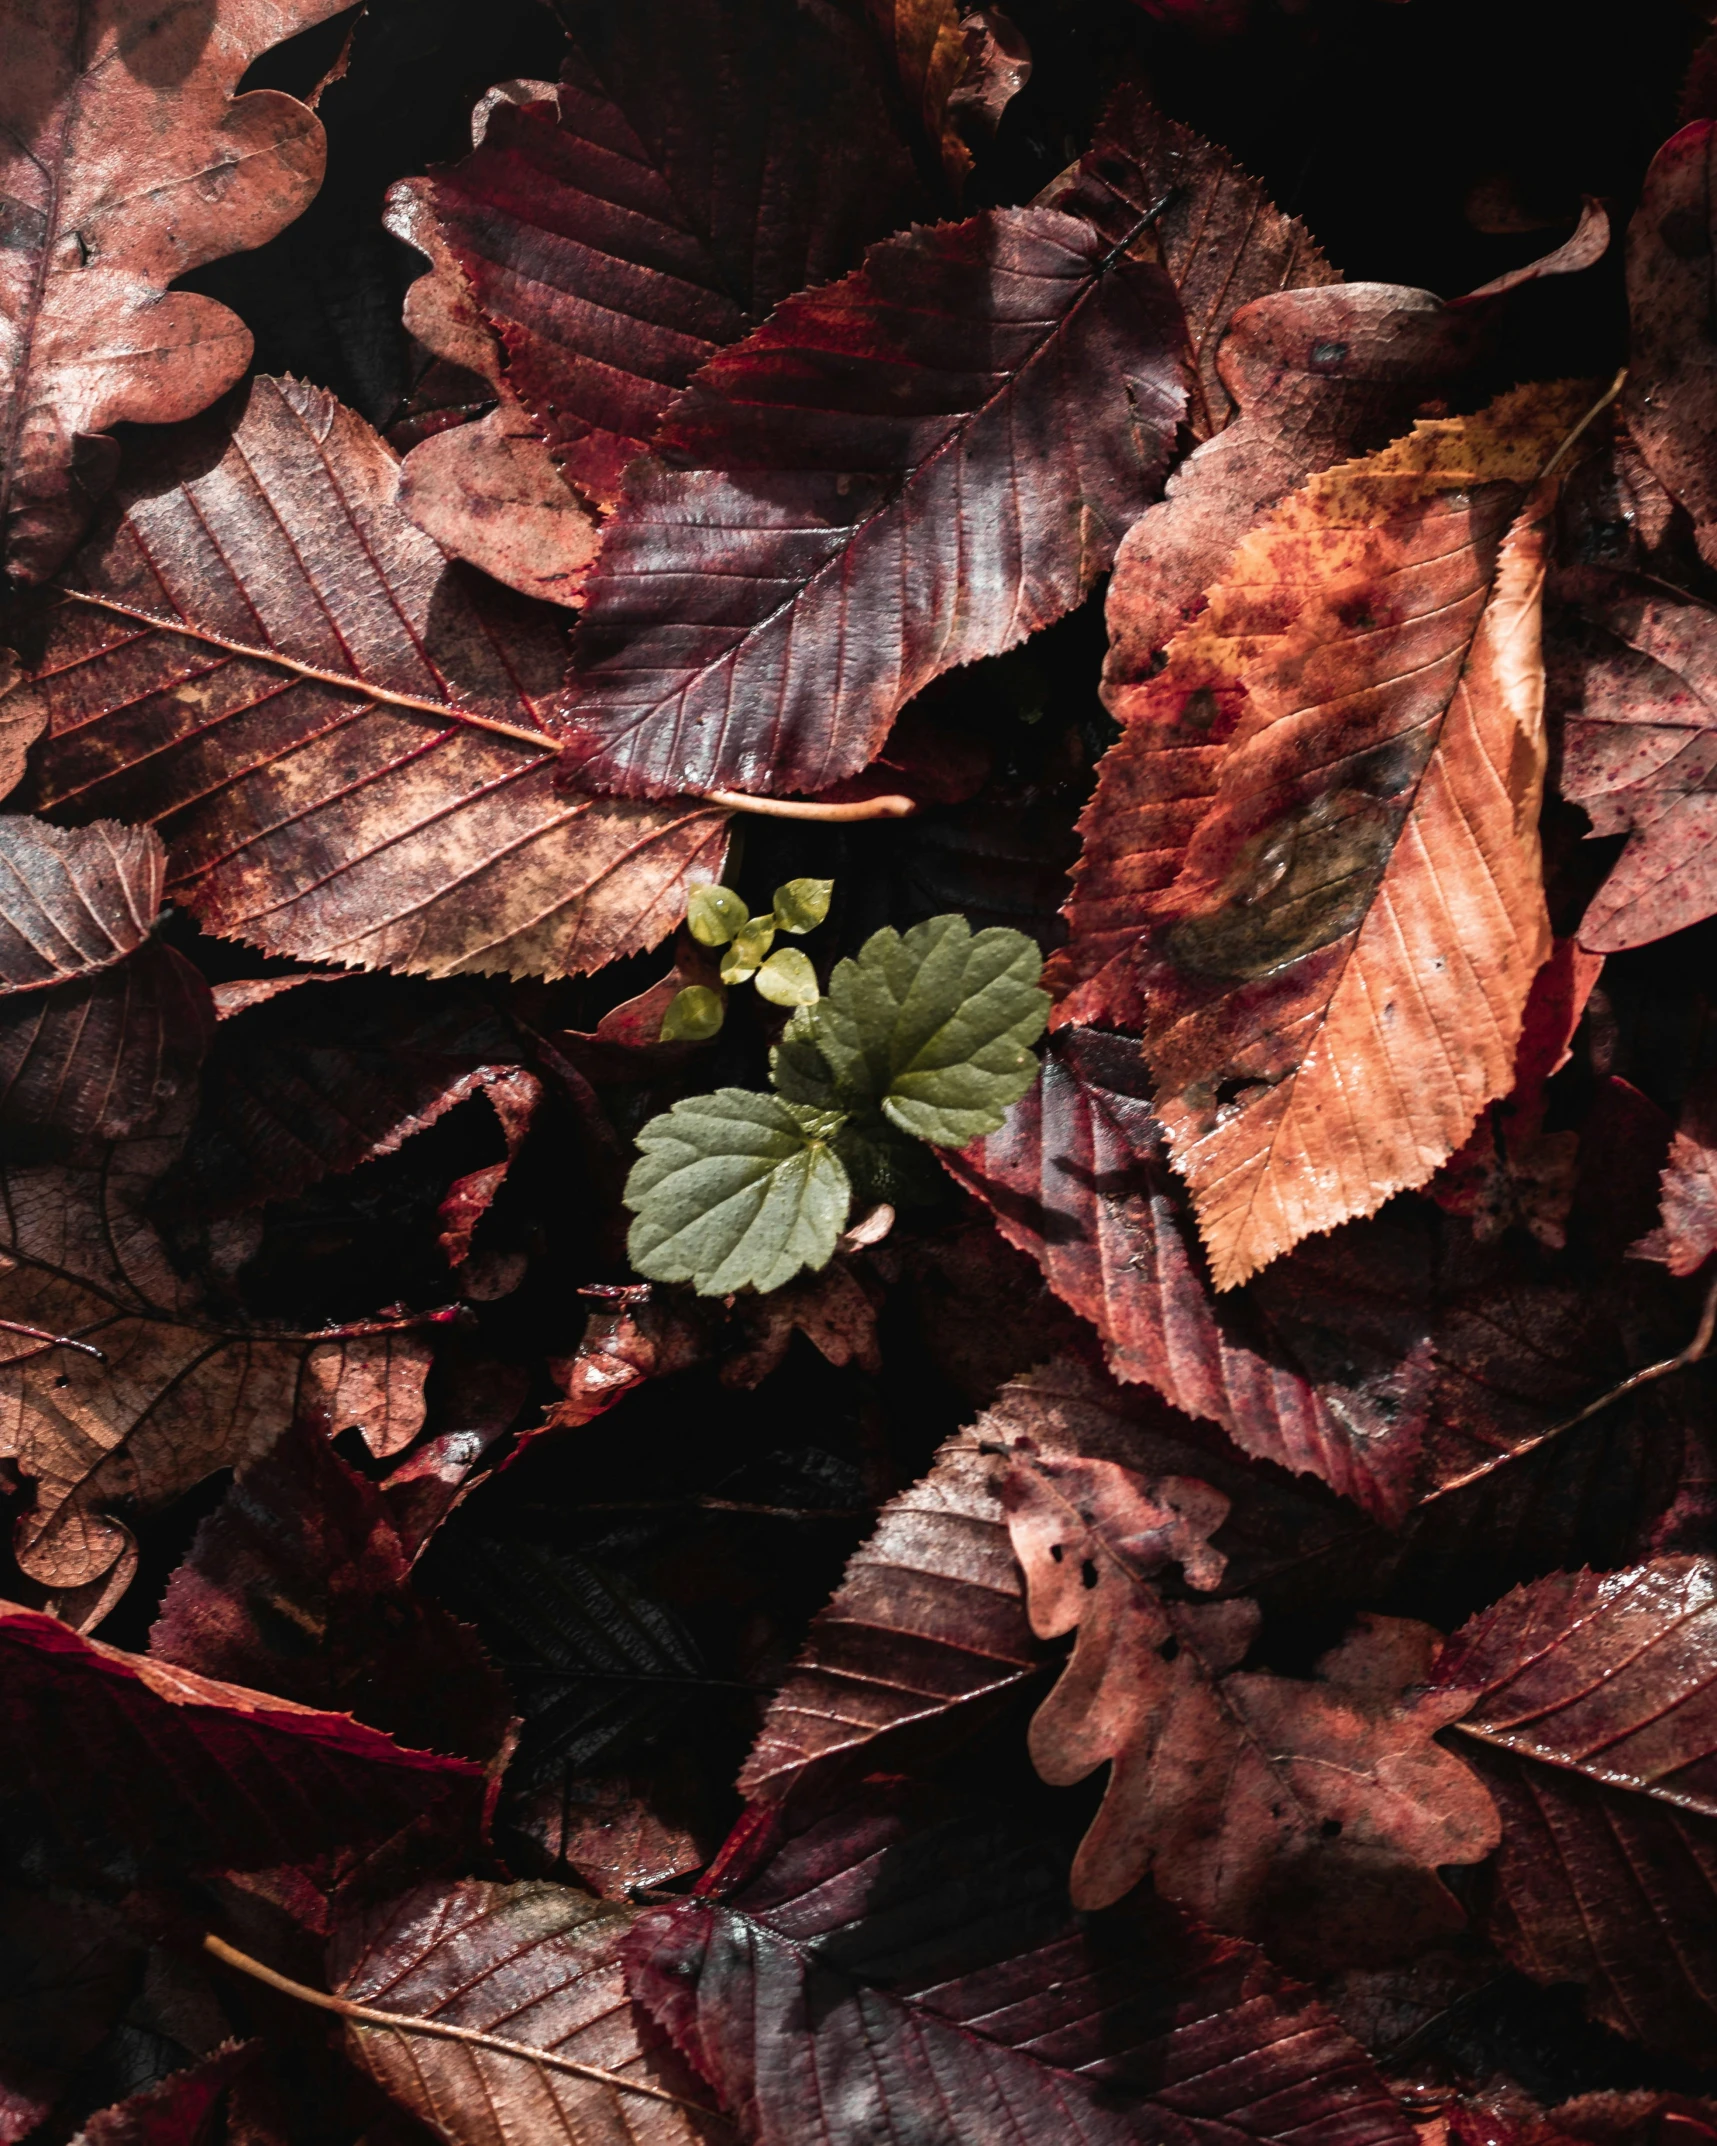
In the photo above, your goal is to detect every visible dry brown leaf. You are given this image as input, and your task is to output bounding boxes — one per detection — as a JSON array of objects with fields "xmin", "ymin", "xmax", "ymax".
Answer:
[
  {"xmin": 1005, "ymin": 1447, "xmax": 1501, "ymax": 1945},
  {"xmin": 0, "ymin": 0, "xmax": 350, "ymax": 583},
  {"xmin": 1053, "ymin": 383, "xmax": 1588, "ymax": 1288},
  {"xmin": 386, "ymin": 145, "xmax": 599, "ymax": 609},
  {"xmin": 13, "ymin": 376, "xmax": 728, "ymax": 981},
  {"xmin": 867, "ymin": 0, "xmax": 974, "ymax": 185}
]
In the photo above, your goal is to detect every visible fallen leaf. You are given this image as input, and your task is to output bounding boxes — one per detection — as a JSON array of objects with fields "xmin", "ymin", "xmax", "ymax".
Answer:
[
  {"xmin": 0, "ymin": 1603, "xmax": 484, "ymax": 1870},
  {"xmin": 1053, "ymin": 384, "xmax": 1585, "ymax": 1288},
  {"xmin": 1040, "ymin": 84, "xmax": 1337, "ymax": 440},
  {"xmin": 397, "ymin": 0, "xmax": 923, "ymax": 509},
  {"xmin": 14, "ymin": 375, "xmax": 728, "ymax": 980},
  {"xmin": 0, "ymin": 0, "xmax": 350, "ymax": 582},
  {"xmin": 865, "ymin": 0, "xmax": 973, "ymax": 184},
  {"xmin": 627, "ymin": 1785, "xmax": 1421, "ymax": 2146},
  {"xmin": 384, "ymin": 164, "xmax": 598, "ymax": 608},
  {"xmin": 71, "ymin": 2043, "xmax": 257, "ymax": 2146},
  {"xmin": 1103, "ymin": 283, "xmax": 1485, "ymax": 675},
  {"xmin": 1548, "ymin": 565, "xmax": 1717, "ymax": 949},
  {"xmin": 148, "ymin": 1415, "xmax": 512, "ymax": 1765},
  {"xmin": 0, "ymin": 816, "xmax": 163, "ymax": 988},
  {"xmin": 0, "ymin": 1886, "xmax": 136, "ymax": 2144},
  {"xmin": 1624, "ymin": 122, "xmax": 1717, "ymax": 570},
  {"xmin": 437, "ymin": 1067, "xmax": 541, "ymax": 1276},
  {"xmin": 0, "ymin": 1097, "xmax": 437, "ymax": 1591},
  {"xmin": 1433, "ymin": 1558, "xmax": 1717, "ymax": 2062},
  {"xmin": 1005, "ymin": 1446, "xmax": 1499, "ymax": 1936},
  {"xmin": 1634, "ymin": 1074, "xmax": 1717, "ymax": 1276},
  {"xmin": 330, "ymin": 1878, "xmax": 720, "ymax": 2145},
  {"xmin": 561, "ymin": 207, "xmax": 1184, "ymax": 798}
]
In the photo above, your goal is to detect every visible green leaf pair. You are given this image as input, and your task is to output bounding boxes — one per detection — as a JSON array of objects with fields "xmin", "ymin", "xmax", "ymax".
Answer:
[{"xmin": 627, "ymin": 915, "xmax": 1048, "ymax": 1295}]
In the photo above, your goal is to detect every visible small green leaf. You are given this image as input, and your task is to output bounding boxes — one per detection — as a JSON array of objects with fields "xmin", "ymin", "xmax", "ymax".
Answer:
[
  {"xmin": 772, "ymin": 877, "xmax": 834, "ymax": 934},
  {"xmin": 790, "ymin": 914, "xmax": 1048, "ymax": 1146},
  {"xmin": 687, "ymin": 884, "xmax": 750, "ymax": 946},
  {"xmin": 719, "ymin": 916, "xmax": 776, "ymax": 982},
  {"xmin": 659, "ymin": 985, "xmax": 725, "ymax": 1041},
  {"xmin": 754, "ymin": 948, "xmax": 819, "ymax": 1007},
  {"xmin": 626, "ymin": 1090, "xmax": 851, "ymax": 1296}
]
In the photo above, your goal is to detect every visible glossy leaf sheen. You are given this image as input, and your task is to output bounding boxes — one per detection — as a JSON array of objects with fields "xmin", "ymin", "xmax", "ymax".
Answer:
[{"xmin": 562, "ymin": 209, "xmax": 1185, "ymax": 798}]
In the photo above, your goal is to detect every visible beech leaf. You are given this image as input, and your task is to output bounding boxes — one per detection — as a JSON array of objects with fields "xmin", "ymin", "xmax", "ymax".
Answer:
[
  {"xmin": 625, "ymin": 1091, "xmax": 852, "ymax": 1295},
  {"xmin": 561, "ymin": 209, "xmax": 1185, "ymax": 799},
  {"xmin": 1052, "ymin": 383, "xmax": 1589, "ymax": 1288},
  {"xmin": 0, "ymin": 0, "xmax": 350, "ymax": 583},
  {"xmin": 1433, "ymin": 1558, "xmax": 1717, "ymax": 2063},
  {"xmin": 13, "ymin": 376, "xmax": 729, "ymax": 982},
  {"xmin": 628, "ymin": 1786, "xmax": 1419, "ymax": 2146},
  {"xmin": 780, "ymin": 915, "xmax": 1048, "ymax": 1147},
  {"xmin": 330, "ymin": 1878, "xmax": 720, "ymax": 2146},
  {"xmin": 392, "ymin": 0, "xmax": 924, "ymax": 509}
]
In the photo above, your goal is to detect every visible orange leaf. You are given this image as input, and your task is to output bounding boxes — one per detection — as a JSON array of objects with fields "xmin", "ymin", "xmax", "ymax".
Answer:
[{"xmin": 1054, "ymin": 382, "xmax": 1591, "ymax": 1288}]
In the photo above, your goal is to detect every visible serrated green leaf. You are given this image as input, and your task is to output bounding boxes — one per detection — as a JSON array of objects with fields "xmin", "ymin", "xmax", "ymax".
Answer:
[
  {"xmin": 719, "ymin": 916, "xmax": 776, "ymax": 982},
  {"xmin": 659, "ymin": 985, "xmax": 725, "ymax": 1041},
  {"xmin": 790, "ymin": 915, "xmax": 1048, "ymax": 1145},
  {"xmin": 687, "ymin": 884, "xmax": 750, "ymax": 946},
  {"xmin": 772, "ymin": 877, "xmax": 834, "ymax": 934},
  {"xmin": 625, "ymin": 1090, "xmax": 851, "ymax": 1295},
  {"xmin": 754, "ymin": 948, "xmax": 820, "ymax": 1007}
]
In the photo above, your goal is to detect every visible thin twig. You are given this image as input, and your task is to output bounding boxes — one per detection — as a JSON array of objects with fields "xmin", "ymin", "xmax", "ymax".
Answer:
[
  {"xmin": 1429, "ymin": 1268, "xmax": 1717, "ymax": 1500},
  {"xmin": 702, "ymin": 789, "xmax": 915, "ymax": 822},
  {"xmin": 1538, "ymin": 367, "xmax": 1627, "ymax": 480},
  {"xmin": 201, "ymin": 1934, "xmax": 730, "ymax": 2122},
  {"xmin": 0, "ymin": 1318, "xmax": 106, "ymax": 1362}
]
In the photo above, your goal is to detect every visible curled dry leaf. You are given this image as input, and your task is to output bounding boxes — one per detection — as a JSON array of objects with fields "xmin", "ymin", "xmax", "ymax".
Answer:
[
  {"xmin": 1548, "ymin": 565, "xmax": 1717, "ymax": 950},
  {"xmin": 865, "ymin": 0, "xmax": 973, "ymax": 184},
  {"xmin": 1004, "ymin": 1447, "xmax": 1499, "ymax": 1939},
  {"xmin": 1625, "ymin": 122, "xmax": 1717, "ymax": 570},
  {"xmin": 329, "ymin": 1878, "xmax": 721, "ymax": 2146},
  {"xmin": 14, "ymin": 375, "xmax": 728, "ymax": 981},
  {"xmin": 627, "ymin": 1785, "xmax": 1419, "ymax": 2146},
  {"xmin": 1054, "ymin": 384, "xmax": 1584, "ymax": 1288},
  {"xmin": 148, "ymin": 1415, "xmax": 513, "ymax": 1765},
  {"xmin": 0, "ymin": 1100, "xmax": 435, "ymax": 1590},
  {"xmin": 0, "ymin": 1603, "xmax": 484, "ymax": 1871},
  {"xmin": 563, "ymin": 208, "xmax": 1184, "ymax": 799},
  {"xmin": 401, "ymin": 0, "xmax": 922, "ymax": 510},
  {"xmin": 0, "ymin": 0, "xmax": 351, "ymax": 583},
  {"xmin": 384, "ymin": 164, "xmax": 598, "ymax": 609},
  {"xmin": 1432, "ymin": 1558, "xmax": 1717, "ymax": 2063}
]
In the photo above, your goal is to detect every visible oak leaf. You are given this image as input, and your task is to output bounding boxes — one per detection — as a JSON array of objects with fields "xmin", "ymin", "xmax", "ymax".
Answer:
[
  {"xmin": 1548, "ymin": 565, "xmax": 1717, "ymax": 949},
  {"xmin": 0, "ymin": 1603, "xmax": 484, "ymax": 1871},
  {"xmin": 627, "ymin": 1785, "xmax": 1420, "ymax": 2146},
  {"xmin": 1624, "ymin": 122, "xmax": 1717, "ymax": 571},
  {"xmin": 13, "ymin": 376, "xmax": 728, "ymax": 980},
  {"xmin": 383, "ymin": 162, "xmax": 598, "ymax": 609},
  {"xmin": 0, "ymin": 1099, "xmax": 435, "ymax": 1592},
  {"xmin": 1053, "ymin": 384, "xmax": 1586, "ymax": 1288},
  {"xmin": 0, "ymin": 0, "xmax": 350, "ymax": 583},
  {"xmin": 330, "ymin": 1878, "xmax": 720, "ymax": 2146},
  {"xmin": 397, "ymin": 0, "xmax": 923, "ymax": 510},
  {"xmin": 561, "ymin": 208, "xmax": 1185, "ymax": 799},
  {"xmin": 1432, "ymin": 1558, "xmax": 1717, "ymax": 2062}
]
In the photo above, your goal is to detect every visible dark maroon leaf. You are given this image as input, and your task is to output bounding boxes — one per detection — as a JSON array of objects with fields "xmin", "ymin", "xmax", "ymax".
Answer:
[
  {"xmin": 1433, "ymin": 1559, "xmax": 1717, "ymax": 2063},
  {"xmin": 149, "ymin": 1416, "xmax": 512, "ymax": 1765},
  {"xmin": 0, "ymin": 1886, "xmax": 137, "ymax": 2144},
  {"xmin": 75, "ymin": 2044, "xmax": 257, "ymax": 2146},
  {"xmin": 627, "ymin": 1786, "xmax": 1421, "ymax": 2146},
  {"xmin": 0, "ymin": 1604, "xmax": 485, "ymax": 1872},
  {"xmin": 561, "ymin": 208, "xmax": 1185, "ymax": 798},
  {"xmin": 390, "ymin": 0, "xmax": 925, "ymax": 508}
]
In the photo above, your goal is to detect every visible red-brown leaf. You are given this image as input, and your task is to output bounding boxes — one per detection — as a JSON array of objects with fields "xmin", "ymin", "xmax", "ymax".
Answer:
[
  {"xmin": 1624, "ymin": 123, "xmax": 1717, "ymax": 571},
  {"xmin": 1433, "ymin": 1559, "xmax": 1717, "ymax": 2062},
  {"xmin": 13, "ymin": 376, "xmax": 728, "ymax": 980},
  {"xmin": 0, "ymin": 1604, "xmax": 484, "ymax": 1870}
]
